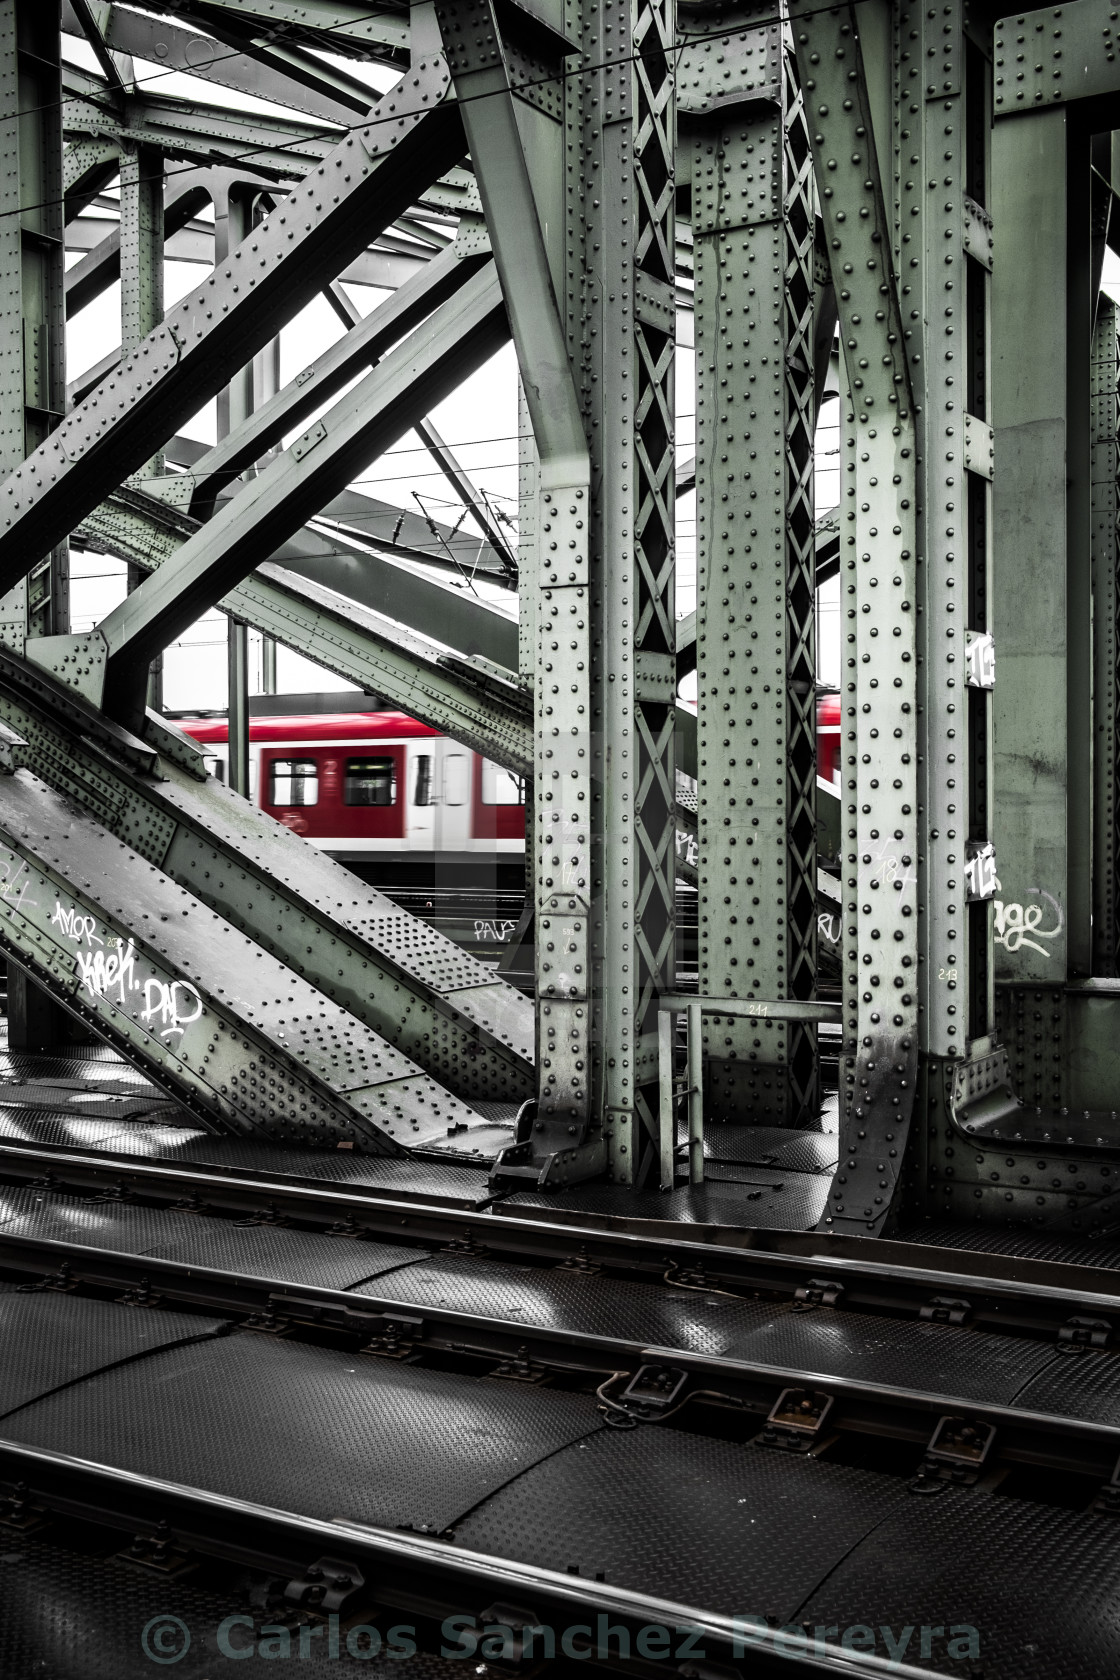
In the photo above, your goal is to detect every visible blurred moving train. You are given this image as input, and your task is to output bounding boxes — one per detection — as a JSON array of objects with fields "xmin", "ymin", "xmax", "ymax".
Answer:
[{"xmin": 179, "ymin": 694, "xmax": 842, "ymax": 887}]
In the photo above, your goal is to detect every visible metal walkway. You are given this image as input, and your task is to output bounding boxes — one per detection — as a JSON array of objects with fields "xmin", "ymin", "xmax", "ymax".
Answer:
[{"xmin": 2, "ymin": 1156, "xmax": 1120, "ymax": 1677}]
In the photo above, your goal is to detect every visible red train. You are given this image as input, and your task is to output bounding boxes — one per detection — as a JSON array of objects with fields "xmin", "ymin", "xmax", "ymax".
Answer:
[{"xmin": 180, "ymin": 695, "xmax": 841, "ymax": 881}]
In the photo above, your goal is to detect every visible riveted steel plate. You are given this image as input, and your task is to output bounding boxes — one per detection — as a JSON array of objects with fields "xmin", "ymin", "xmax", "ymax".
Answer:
[
  {"xmin": 0, "ymin": 1534, "xmax": 471, "ymax": 1678},
  {"xmin": 354, "ymin": 1255, "xmax": 780, "ymax": 1354},
  {"xmin": 718, "ymin": 1308, "xmax": 1057, "ymax": 1406},
  {"xmin": 453, "ymin": 1431, "xmax": 908, "ymax": 1618},
  {"xmin": 5, "ymin": 1332, "xmax": 604, "ymax": 1532},
  {"xmin": 798, "ymin": 1484, "xmax": 1120, "ymax": 1680},
  {"xmin": 0, "ymin": 771, "xmax": 486, "ymax": 1153},
  {"xmin": 0, "ymin": 1292, "xmax": 223, "ymax": 1417}
]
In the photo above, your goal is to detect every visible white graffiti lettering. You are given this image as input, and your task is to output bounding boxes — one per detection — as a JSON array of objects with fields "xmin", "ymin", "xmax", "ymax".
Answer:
[
  {"xmin": 474, "ymin": 919, "xmax": 518, "ymax": 944},
  {"xmin": 864, "ymin": 837, "xmax": 917, "ymax": 894},
  {"xmin": 76, "ymin": 938, "xmax": 137, "ymax": 1006},
  {"xmin": 141, "ymin": 977, "xmax": 203, "ymax": 1040},
  {"xmin": 674, "ymin": 829, "xmax": 699, "ymax": 868},
  {"xmin": 818, "ymin": 911, "xmax": 842, "ymax": 945},
  {"xmin": 50, "ymin": 901, "xmax": 101, "ymax": 946},
  {"xmin": 993, "ymin": 888, "xmax": 1064, "ymax": 959},
  {"xmin": 0, "ymin": 855, "xmax": 37, "ymax": 914}
]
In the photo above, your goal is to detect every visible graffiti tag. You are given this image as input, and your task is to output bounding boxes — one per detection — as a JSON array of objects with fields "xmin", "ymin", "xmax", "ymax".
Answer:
[
  {"xmin": 993, "ymin": 888, "xmax": 1064, "ymax": 960},
  {"xmin": 474, "ymin": 919, "xmax": 518, "ymax": 944}
]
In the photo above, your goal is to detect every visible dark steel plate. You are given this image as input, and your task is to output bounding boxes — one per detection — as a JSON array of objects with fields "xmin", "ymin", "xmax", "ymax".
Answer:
[
  {"xmin": 0, "ymin": 1535, "xmax": 466, "ymax": 1678},
  {"xmin": 0, "ymin": 1186, "xmax": 431, "ymax": 1290},
  {"xmin": 146, "ymin": 1224, "xmax": 429, "ymax": 1292},
  {"xmin": 0, "ymin": 1292, "xmax": 222, "ymax": 1417},
  {"xmin": 1013, "ymin": 1348, "xmax": 1120, "ymax": 1426},
  {"xmin": 715, "ymin": 1306, "xmax": 1057, "ymax": 1406},
  {"xmin": 898, "ymin": 1221, "xmax": 1120, "ymax": 1272},
  {"xmin": 510, "ymin": 1171, "xmax": 831, "ymax": 1229},
  {"xmin": 5, "ymin": 1332, "xmax": 604, "ymax": 1532},
  {"xmin": 798, "ymin": 1483, "xmax": 1120, "ymax": 1679},
  {"xmin": 354, "ymin": 1255, "xmax": 780, "ymax": 1354},
  {"xmin": 453, "ymin": 1429, "xmax": 908, "ymax": 1618}
]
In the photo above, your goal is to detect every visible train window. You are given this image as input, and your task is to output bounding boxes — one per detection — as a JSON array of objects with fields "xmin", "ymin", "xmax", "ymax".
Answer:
[
  {"xmin": 413, "ymin": 754, "xmax": 433, "ymax": 806},
  {"xmin": 344, "ymin": 755, "xmax": 396, "ymax": 806},
  {"xmin": 270, "ymin": 757, "xmax": 319, "ymax": 806},
  {"xmin": 203, "ymin": 755, "xmax": 225, "ymax": 783},
  {"xmin": 481, "ymin": 760, "xmax": 525, "ymax": 805},
  {"xmin": 443, "ymin": 753, "xmax": 468, "ymax": 806}
]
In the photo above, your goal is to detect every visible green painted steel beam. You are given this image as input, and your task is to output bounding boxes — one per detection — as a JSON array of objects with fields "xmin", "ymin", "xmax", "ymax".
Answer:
[
  {"xmin": 994, "ymin": 1, "xmax": 1120, "ymax": 117},
  {"xmin": 77, "ymin": 265, "xmax": 508, "ymax": 723},
  {"xmin": 0, "ymin": 765, "xmax": 497, "ymax": 1151},
  {"xmin": 0, "ymin": 60, "xmax": 464, "ymax": 589},
  {"xmin": 62, "ymin": 1, "xmax": 366, "ymax": 125},
  {"xmin": 174, "ymin": 236, "xmax": 493, "ymax": 518},
  {"xmin": 63, "ymin": 66, "xmax": 340, "ymax": 179},
  {"xmin": 790, "ymin": 0, "xmax": 920, "ymax": 1233},
  {"xmin": 0, "ymin": 651, "xmax": 535, "ymax": 1102}
]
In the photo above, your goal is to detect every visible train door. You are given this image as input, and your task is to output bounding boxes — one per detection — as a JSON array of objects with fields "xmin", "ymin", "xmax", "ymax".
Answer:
[
  {"xmin": 407, "ymin": 740, "xmax": 436, "ymax": 853},
  {"xmin": 435, "ymin": 744, "xmax": 472, "ymax": 853}
]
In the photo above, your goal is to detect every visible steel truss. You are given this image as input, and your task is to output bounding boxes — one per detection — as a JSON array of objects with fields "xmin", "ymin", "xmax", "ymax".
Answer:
[{"xmin": 0, "ymin": 0, "xmax": 1113, "ymax": 1222}]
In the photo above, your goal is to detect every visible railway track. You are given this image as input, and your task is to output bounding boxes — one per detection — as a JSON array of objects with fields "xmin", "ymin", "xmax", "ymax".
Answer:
[
  {"xmin": 1, "ymin": 1034, "xmax": 1119, "ymax": 1677},
  {"xmin": 3, "ymin": 1130, "xmax": 1120, "ymax": 1675}
]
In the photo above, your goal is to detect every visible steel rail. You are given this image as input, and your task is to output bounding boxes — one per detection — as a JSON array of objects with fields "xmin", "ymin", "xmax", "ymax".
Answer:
[
  {"xmin": 0, "ymin": 1437, "xmax": 959, "ymax": 1680},
  {"xmin": 1, "ymin": 1139, "xmax": 1120, "ymax": 1338}
]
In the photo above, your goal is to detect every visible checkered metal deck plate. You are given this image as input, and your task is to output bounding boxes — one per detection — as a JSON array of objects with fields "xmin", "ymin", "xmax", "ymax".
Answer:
[
  {"xmin": 0, "ymin": 1291, "xmax": 223, "ymax": 1417},
  {"xmin": 4, "ymin": 1331, "xmax": 605, "ymax": 1533},
  {"xmin": 798, "ymin": 1483, "xmax": 1120, "ymax": 1680},
  {"xmin": 453, "ymin": 1430, "xmax": 908, "ymax": 1618}
]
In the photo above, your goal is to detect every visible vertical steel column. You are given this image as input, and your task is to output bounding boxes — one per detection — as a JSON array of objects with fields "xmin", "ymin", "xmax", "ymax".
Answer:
[
  {"xmin": 119, "ymin": 144, "xmax": 164, "ymax": 389},
  {"xmin": 782, "ymin": 52, "xmax": 819, "ymax": 1114},
  {"xmin": 0, "ymin": 0, "xmax": 67, "ymax": 651},
  {"xmin": 260, "ymin": 636, "xmax": 278, "ymax": 695},
  {"xmin": 120, "ymin": 138, "xmax": 166, "ymax": 707},
  {"xmin": 990, "ymin": 110, "xmax": 1070, "ymax": 1112},
  {"xmin": 578, "ymin": 0, "xmax": 676, "ymax": 1183},
  {"xmin": 1091, "ymin": 302, "xmax": 1120, "ymax": 976},
  {"xmin": 691, "ymin": 20, "xmax": 817, "ymax": 1127},
  {"xmin": 227, "ymin": 619, "xmax": 250, "ymax": 796},
  {"xmin": 791, "ymin": 1, "xmax": 920, "ymax": 1232},
  {"xmin": 212, "ymin": 180, "xmax": 275, "ymax": 798},
  {"xmin": 0, "ymin": 0, "xmax": 72, "ymax": 1050}
]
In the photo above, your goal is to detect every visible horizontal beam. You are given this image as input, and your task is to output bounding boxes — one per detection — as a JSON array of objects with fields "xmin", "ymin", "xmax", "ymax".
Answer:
[
  {"xmin": 659, "ymin": 995, "xmax": 843, "ymax": 1023},
  {"xmin": 0, "ymin": 61, "xmax": 463, "ymax": 589},
  {"xmin": 995, "ymin": 0, "xmax": 1120, "ymax": 116},
  {"xmin": 63, "ymin": 68, "xmax": 339, "ymax": 180}
]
